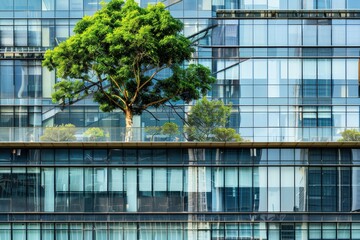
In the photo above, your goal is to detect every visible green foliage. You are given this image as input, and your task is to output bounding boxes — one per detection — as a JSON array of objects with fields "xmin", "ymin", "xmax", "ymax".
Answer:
[
  {"xmin": 212, "ymin": 128, "xmax": 243, "ymax": 142},
  {"xmin": 40, "ymin": 124, "xmax": 77, "ymax": 142},
  {"xmin": 145, "ymin": 122, "xmax": 179, "ymax": 141},
  {"xmin": 51, "ymin": 80, "xmax": 85, "ymax": 105},
  {"xmin": 338, "ymin": 129, "xmax": 360, "ymax": 141},
  {"xmin": 185, "ymin": 97, "xmax": 242, "ymax": 142},
  {"xmin": 145, "ymin": 126, "xmax": 161, "ymax": 141},
  {"xmin": 84, "ymin": 127, "xmax": 109, "ymax": 141},
  {"xmin": 43, "ymin": 0, "xmax": 215, "ymax": 128},
  {"xmin": 161, "ymin": 122, "xmax": 179, "ymax": 136}
]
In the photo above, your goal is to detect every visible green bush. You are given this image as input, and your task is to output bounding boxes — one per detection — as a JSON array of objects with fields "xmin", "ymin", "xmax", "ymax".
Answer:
[
  {"xmin": 212, "ymin": 128, "xmax": 243, "ymax": 142},
  {"xmin": 145, "ymin": 123, "xmax": 180, "ymax": 141},
  {"xmin": 161, "ymin": 122, "xmax": 179, "ymax": 140},
  {"xmin": 338, "ymin": 129, "xmax": 360, "ymax": 141},
  {"xmin": 145, "ymin": 126, "xmax": 162, "ymax": 141},
  {"xmin": 84, "ymin": 127, "xmax": 108, "ymax": 141},
  {"xmin": 185, "ymin": 97, "xmax": 243, "ymax": 142},
  {"xmin": 185, "ymin": 97, "xmax": 230, "ymax": 141},
  {"xmin": 40, "ymin": 124, "xmax": 76, "ymax": 142}
]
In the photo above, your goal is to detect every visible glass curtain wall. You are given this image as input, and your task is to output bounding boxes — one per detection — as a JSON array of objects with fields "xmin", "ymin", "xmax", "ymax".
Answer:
[
  {"xmin": 0, "ymin": 146, "xmax": 355, "ymax": 214},
  {"xmin": 0, "ymin": 222, "xmax": 358, "ymax": 239}
]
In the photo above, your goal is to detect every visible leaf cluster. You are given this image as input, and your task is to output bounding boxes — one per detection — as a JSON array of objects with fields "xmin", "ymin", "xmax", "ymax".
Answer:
[
  {"xmin": 338, "ymin": 129, "xmax": 360, "ymax": 142},
  {"xmin": 212, "ymin": 128, "xmax": 243, "ymax": 142},
  {"xmin": 84, "ymin": 127, "xmax": 109, "ymax": 141},
  {"xmin": 145, "ymin": 122, "xmax": 179, "ymax": 141},
  {"xmin": 161, "ymin": 122, "xmax": 179, "ymax": 136},
  {"xmin": 40, "ymin": 124, "xmax": 77, "ymax": 142},
  {"xmin": 185, "ymin": 97, "xmax": 242, "ymax": 142}
]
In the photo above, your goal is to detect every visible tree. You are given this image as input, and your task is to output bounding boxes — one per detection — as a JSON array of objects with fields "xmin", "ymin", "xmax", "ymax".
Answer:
[
  {"xmin": 40, "ymin": 124, "xmax": 77, "ymax": 142},
  {"xmin": 83, "ymin": 127, "xmax": 109, "ymax": 141},
  {"xmin": 145, "ymin": 122, "xmax": 179, "ymax": 141},
  {"xmin": 212, "ymin": 128, "xmax": 243, "ymax": 142},
  {"xmin": 185, "ymin": 97, "xmax": 242, "ymax": 141},
  {"xmin": 43, "ymin": 0, "xmax": 215, "ymax": 141},
  {"xmin": 185, "ymin": 98, "xmax": 243, "ymax": 214},
  {"xmin": 161, "ymin": 122, "xmax": 179, "ymax": 141},
  {"xmin": 338, "ymin": 129, "xmax": 360, "ymax": 141},
  {"xmin": 145, "ymin": 126, "xmax": 161, "ymax": 141}
]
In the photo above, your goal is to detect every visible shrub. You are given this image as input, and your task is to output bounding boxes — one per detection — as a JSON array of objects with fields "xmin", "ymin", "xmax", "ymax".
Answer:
[
  {"xmin": 212, "ymin": 128, "xmax": 243, "ymax": 142},
  {"xmin": 40, "ymin": 124, "xmax": 76, "ymax": 142},
  {"xmin": 338, "ymin": 129, "xmax": 360, "ymax": 141},
  {"xmin": 84, "ymin": 127, "xmax": 108, "ymax": 141},
  {"xmin": 161, "ymin": 122, "xmax": 179, "ymax": 140},
  {"xmin": 145, "ymin": 126, "xmax": 161, "ymax": 141}
]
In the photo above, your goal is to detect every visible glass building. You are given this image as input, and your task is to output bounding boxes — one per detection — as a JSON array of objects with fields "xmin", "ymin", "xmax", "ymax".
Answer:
[
  {"xmin": 0, "ymin": 0, "xmax": 360, "ymax": 239},
  {"xmin": 0, "ymin": 143, "xmax": 360, "ymax": 239}
]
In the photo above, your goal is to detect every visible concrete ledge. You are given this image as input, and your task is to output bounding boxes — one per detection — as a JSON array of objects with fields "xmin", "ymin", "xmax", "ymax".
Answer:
[{"xmin": 1, "ymin": 141, "xmax": 360, "ymax": 149}]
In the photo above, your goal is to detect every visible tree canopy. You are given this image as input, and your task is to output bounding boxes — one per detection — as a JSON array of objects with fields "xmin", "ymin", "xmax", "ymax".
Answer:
[
  {"xmin": 43, "ymin": 0, "xmax": 215, "ymax": 137},
  {"xmin": 40, "ymin": 124, "xmax": 76, "ymax": 142},
  {"xmin": 338, "ymin": 129, "xmax": 360, "ymax": 142},
  {"xmin": 185, "ymin": 97, "xmax": 242, "ymax": 142}
]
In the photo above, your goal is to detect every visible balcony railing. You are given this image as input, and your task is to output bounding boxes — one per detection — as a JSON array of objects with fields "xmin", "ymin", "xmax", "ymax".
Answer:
[
  {"xmin": 0, "ymin": 127, "xmax": 350, "ymax": 142},
  {"xmin": 216, "ymin": 9, "xmax": 360, "ymax": 19}
]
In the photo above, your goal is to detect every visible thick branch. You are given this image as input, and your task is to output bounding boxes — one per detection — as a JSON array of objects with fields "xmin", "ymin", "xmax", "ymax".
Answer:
[
  {"xmin": 130, "ymin": 61, "xmax": 142, "ymax": 105},
  {"xmin": 108, "ymin": 75, "xmax": 127, "ymax": 106},
  {"xmin": 94, "ymin": 70, "xmax": 125, "ymax": 110},
  {"xmin": 130, "ymin": 65, "xmax": 168, "ymax": 106},
  {"xmin": 142, "ymin": 96, "xmax": 172, "ymax": 109}
]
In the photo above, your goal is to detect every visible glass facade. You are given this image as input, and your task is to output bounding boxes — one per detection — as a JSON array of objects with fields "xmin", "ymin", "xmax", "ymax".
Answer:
[
  {"xmin": 1, "ymin": 0, "xmax": 360, "ymax": 238},
  {"xmin": 0, "ymin": 145, "xmax": 358, "ymax": 239},
  {"xmin": 0, "ymin": 0, "xmax": 360, "ymax": 142}
]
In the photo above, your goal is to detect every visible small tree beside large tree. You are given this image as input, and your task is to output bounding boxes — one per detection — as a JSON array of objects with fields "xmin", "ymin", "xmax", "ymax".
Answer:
[
  {"xmin": 338, "ymin": 129, "xmax": 360, "ymax": 141},
  {"xmin": 43, "ymin": 0, "xmax": 215, "ymax": 141},
  {"xmin": 185, "ymin": 97, "xmax": 242, "ymax": 142}
]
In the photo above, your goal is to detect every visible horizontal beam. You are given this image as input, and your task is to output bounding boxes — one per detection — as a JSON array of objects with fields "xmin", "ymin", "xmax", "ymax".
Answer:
[
  {"xmin": 1, "ymin": 141, "xmax": 360, "ymax": 149},
  {"xmin": 216, "ymin": 9, "xmax": 360, "ymax": 19},
  {"xmin": 0, "ymin": 212, "xmax": 357, "ymax": 223}
]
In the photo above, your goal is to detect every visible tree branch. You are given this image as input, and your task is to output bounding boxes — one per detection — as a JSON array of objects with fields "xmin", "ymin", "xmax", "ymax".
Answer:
[{"xmin": 94, "ymin": 70, "xmax": 126, "ymax": 110}]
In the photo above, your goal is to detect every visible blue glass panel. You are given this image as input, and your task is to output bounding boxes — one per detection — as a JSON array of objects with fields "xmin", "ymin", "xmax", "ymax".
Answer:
[
  {"xmin": 28, "ymin": 0, "xmax": 41, "ymax": 10},
  {"xmin": 348, "ymin": 0, "xmax": 360, "ymax": 9}
]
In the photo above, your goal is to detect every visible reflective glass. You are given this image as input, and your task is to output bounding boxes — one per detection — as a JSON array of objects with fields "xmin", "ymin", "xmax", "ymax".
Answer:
[
  {"xmin": 56, "ymin": 0, "xmax": 69, "ymax": 10},
  {"xmin": 29, "ymin": 0, "xmax": 41, "ymax": 10},
  {"xmin": 348, "ymin": 0, "xmax": 360, "ymax": 9}
]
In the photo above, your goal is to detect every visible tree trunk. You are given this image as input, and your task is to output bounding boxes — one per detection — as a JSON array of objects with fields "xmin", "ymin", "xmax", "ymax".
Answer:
[{"xmin": 124, "ymin": 109, "xmax": 133, "ymax": 142}]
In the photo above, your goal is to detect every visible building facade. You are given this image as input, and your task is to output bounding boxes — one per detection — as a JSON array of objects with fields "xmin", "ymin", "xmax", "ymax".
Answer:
[
  {"xmin": 0, "ymin": 142, "xmax": 359, "ymax": 239},
  {"xmin": 0, "ymin": 0, "xmax": 360, "ymax": 239}
]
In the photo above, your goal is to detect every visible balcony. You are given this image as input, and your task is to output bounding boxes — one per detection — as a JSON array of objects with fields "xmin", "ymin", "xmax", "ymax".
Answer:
[{"xmin": 0, "ymin": 126, "xmax": 352, "ymax": 143}]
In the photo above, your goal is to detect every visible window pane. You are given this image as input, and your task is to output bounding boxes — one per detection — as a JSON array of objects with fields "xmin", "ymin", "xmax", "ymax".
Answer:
[
  {"xmin": 70, "ymin": 168, "xmax": 83, "ymax": 191},
  {"xmin": 56, "ymin": 0, "xmax": 69, "ymax": 10},
  {"xmin": 139, "ymin": 168, "xmax": 152, "ymax": 191},
  {"xmin": 268, "ymin": 25, "xmax": 287, "ymax": 46},
  {"xmin": 71, "ymin": 0, "xmax": 83, "ymax": 10},
  {"xmin": 29, "ymin": 26, "xmax": 41, "ymax": 46},
  {"xmin": 109, "ymin": 168, "xmax": 123, "ymax": 191},
  {"xmin": 42, "ymin": 0, "xmax": 55, "ymax": 10},
  {"xmin": 0, "ymin": 26, "xmax": 13, "ymax": 46},
  {"xmin": 268, "ymin": 167, "xmax": 280, "ymax": 211},
  {"xmin": 253, "ymin": 25, "xmax": 267, "ymax": 46},
  {"xmin": 29, "ymin": 0, "xmax": 41, "ymax": 10},
  {"xmin": 281, "ymin": 167, "xmax": 294, "ymax": 211},
  {"xmin": 154, "ymin": 168, "xmax": 167, "ymax": 191},
  {"xmin": 303, "ymin": 25, "xmax": 316, "ymax": 45},
  {"xmin": 347, "ymin": 25, "xmax": 360, "ymax": 45}
]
